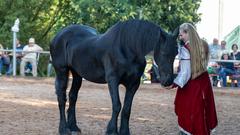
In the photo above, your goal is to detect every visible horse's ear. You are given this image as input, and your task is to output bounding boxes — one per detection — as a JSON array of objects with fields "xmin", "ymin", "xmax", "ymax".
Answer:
[{"xmin": 172, "ymin": 26, "xmax": 179, "ymax": 39}]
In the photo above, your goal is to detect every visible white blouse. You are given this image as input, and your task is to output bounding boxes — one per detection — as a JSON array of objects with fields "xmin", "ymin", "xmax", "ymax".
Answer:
[{"xmin": 173, "ymin": 45, "xmax": 191, "ymax": 88}]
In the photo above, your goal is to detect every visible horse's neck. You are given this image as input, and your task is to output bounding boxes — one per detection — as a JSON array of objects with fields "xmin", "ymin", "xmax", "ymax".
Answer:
[
  {"xmin": 144, "ymin": 43, "xmax": 156, "ymax": 56},
  {"xmin": 136, "ymin": 30, "xmax": 160, "ymax": 58},
  {"xmin": 136, "ymin": 40, "xmax": 156, "ymax": 59}
]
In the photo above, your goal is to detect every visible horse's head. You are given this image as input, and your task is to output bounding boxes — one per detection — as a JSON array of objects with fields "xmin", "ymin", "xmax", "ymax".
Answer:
[{"xmin": 154, "ymin": 27, "xmax": 179, "ymax": 86}]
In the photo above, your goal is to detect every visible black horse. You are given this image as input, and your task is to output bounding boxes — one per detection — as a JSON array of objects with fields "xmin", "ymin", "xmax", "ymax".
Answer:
[{"xmin": 50, "ymin": 19, "xmax": 178, "ymax": 135}]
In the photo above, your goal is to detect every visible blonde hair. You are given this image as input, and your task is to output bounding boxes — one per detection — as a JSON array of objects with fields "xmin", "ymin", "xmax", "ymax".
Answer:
[
  {"xmin": 180, "ymin": 23, "xmax": 208, "ymax": 79},
  {"xmin": 201, "ymin": 39, "xmax": 209, "ymax": 69}
]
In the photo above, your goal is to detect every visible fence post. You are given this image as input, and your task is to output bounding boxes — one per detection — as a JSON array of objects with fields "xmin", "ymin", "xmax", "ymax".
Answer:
[{"xmin": 11, "ymin": 18, "xmax": 20, "ymax": 76}]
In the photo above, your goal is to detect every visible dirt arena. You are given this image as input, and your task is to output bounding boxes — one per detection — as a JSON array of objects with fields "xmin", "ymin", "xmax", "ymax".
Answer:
[{"xmin": 0, "ymin": 77, "xmax": 240, "ymax": 135}]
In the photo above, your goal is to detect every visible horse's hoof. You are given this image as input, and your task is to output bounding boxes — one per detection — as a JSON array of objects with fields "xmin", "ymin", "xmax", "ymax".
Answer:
[
  {"xmin": 59, "ymin": 132, "xmax": 71, "ymax": 135},
  {"xmin": 119, "ymin": 130, "xmax": 131, "ymax": 135},
  {"xmin": 59, "ymin": 128, "xmax": 71, "ymax": 135},
  {"xmin": 71, "ymin": 131, "xmax": 81, "ymax": 135},
  {"xmin": 119, "ymin": 133, "xmax": 130, "ymax": 135},
  {"xmin": 105, "ymin": 133, "xmax": 119, "ymax": 135}
]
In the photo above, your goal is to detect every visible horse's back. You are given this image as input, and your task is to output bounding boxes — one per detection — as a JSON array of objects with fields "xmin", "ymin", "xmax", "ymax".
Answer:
[{"xmin": 51, "ymin": 25, "xmax": 97, "ymax": 48}]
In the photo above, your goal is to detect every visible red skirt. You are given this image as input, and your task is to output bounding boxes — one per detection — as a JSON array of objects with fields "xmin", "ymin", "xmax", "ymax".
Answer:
[{"xmin": 175, "ymin": 72, "xmax": 218, "ymax": 135}]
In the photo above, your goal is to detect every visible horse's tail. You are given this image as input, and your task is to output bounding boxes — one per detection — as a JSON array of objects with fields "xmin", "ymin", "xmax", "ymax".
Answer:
[
  {"xmin": 50, "ymin": 30, "xmax": 69, "ymax": 69},
  {"xmin": 50, "ymin": 32, "xmax": 71, "ymax": 98}
]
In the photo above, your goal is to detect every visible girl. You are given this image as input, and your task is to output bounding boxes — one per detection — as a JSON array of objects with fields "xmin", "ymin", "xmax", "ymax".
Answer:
[
  {"xmin": 167, "ymin": 23, "xmax": 218, "ymax": 135},
  {"xmin": 218, "ymin": 53, "xmax": 235, "ymax": 87},
  {"xmin": 230, "ymin": 44, "xmax": 240, "ymax": 60}
]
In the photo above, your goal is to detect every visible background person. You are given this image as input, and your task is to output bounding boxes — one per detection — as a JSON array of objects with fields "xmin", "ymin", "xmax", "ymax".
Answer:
[
  {"xmin": 208, "ymin": 38, "xmax": 221, "ymax": 86},
  {"xmin": 230, "ymin": 44, "xmax": 240, "ymax": 60},
  {"xmin": 20, "ymin": 38, "xmax": 43, "ymax": 77},
  {"xmin": 8, "ymin": 39, "xmax": 26, "ymax": 75},
  {"xmin": 218, "ymin": 53, "xmax": 235, "ymax": 87},
  {"xmin": 0, "ymin": 44, "xmax": 11, "ymax": 76},
  {"xmin": 230, "ymin": 44, "xmax": 240, "ymax": 87}
]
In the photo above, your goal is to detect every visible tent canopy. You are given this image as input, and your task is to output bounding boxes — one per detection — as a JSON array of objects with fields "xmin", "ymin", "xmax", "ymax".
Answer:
[{"xmin": 224, "ymin": 25, "xmax": 240, "ymax": 50}]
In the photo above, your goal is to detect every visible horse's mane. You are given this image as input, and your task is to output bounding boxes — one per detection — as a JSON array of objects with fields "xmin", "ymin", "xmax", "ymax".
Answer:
[{"xmin": 103, "ymin": 19, "xmax": 165, "ymax": 56}]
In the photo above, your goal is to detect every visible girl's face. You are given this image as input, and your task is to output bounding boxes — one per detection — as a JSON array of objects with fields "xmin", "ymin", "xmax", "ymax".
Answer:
[
  {"xmin": 223, "ymin": 54, "xmax": 229, "ymax": 60},
  {"xmin": 179, "ymin": 30, "xmax": 189, "ymax": 43},
  {"xmin": 232, "ymin": 45, "xmax": 238, "ymax": 52}
]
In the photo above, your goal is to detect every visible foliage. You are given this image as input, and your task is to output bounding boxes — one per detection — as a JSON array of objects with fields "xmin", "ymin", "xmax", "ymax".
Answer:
[
  {"xmin": 0, "ymin": 0, "xmax": 72, "ymax": 49},
  {"xmin": 0, "ymin": 0, "xmax": 201, "ymax": 76},
  {"xmin": 140, "ymin": 0, "xmax": 202, "ymax": 31},
  {"xmin": 0, "ymin": 0, "xmax": 201, "ymax": 50}
]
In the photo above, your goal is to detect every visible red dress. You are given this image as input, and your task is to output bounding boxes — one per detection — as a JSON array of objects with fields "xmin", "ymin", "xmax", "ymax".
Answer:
[{"xmin": 175, "ymin": 72, "xmax": 218, "ymax": 135}]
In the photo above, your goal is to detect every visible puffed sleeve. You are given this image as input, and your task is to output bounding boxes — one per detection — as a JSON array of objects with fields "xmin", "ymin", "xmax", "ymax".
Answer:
[{"xmin": 173, "ymin": 46, "xmax": 191, "ymax": 88}]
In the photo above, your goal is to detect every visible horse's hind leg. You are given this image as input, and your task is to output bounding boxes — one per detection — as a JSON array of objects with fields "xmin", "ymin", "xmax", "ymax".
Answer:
[
  {"xmin": 67, "ymin": 69, "xmax": 82, "ymax": 134},
  {"xmin": 55, "ymin": 68, "xmax": 70, "ymax": 135},
  {"xmin": 120, "ymin": 79, "xmax": 141, "ymax": 135}
]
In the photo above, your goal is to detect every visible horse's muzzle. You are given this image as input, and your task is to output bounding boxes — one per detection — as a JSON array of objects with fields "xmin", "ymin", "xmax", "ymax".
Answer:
[{"xmin": 159, "ymin": 74, "xmax": 174, "ymax": 87}]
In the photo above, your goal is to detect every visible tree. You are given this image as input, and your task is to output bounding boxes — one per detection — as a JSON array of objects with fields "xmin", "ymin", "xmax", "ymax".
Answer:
[
  {"xmin": 70, "ymin": 0, "xmax": 137, "ymax": 33},
  {"xmin": 127, "ymin": 0, "xmax": 201, "ymax": 31},
  {"xmin": 0, "ymin": 0, "xmax": 72, "ymax": 49},
  {"xmin": 0, "ymin": 0, "xmax": 201, "ymax": 76},
  {"xmin": 0, "ymin": 0, "xmax": 201, "ymax": 50}
]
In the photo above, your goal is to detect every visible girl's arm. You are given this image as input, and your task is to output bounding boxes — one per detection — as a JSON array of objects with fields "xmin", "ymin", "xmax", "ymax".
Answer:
[{"xmin": 173, "ymin": 47, "xmax": 191, "ymax": 88}]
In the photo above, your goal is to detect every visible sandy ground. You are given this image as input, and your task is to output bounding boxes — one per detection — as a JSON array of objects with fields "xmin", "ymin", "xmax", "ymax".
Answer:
[{"xmin": 0, "ymin": 76, "xmax": 240, "ymax": 135}]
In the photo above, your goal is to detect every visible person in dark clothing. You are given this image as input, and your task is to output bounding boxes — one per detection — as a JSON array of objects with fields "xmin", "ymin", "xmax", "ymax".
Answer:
[
  {"xmin": 229, "ymin": 44, "xmax": 240, "ymax": 87},
  {"xmin": 7, "ymin": 39, "xmax": 27, "ymax": 75},
  {"xmin": 0, "ymin": 43, "xmax": 11, "ymax": 75},
  {"xmin": 218, "ymin": 53, "xmax": 235, "ymax": 87}
]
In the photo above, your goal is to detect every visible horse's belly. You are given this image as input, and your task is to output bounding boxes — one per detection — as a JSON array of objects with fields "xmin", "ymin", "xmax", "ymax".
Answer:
[
  {"xmin": 76, "ymin": 66, "xmax": 107, "ymax": 84},
  {"xmin": 84, "ymin": 75, "xmax": 107, "ymax": 84}
]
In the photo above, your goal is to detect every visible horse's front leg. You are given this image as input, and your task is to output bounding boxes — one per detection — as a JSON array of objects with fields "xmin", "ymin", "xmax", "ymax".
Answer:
[
  {"xmin": 55, "ymin": 70, "xmax": 70, "ymax": 135},
  {"xmin": 106, "ymin": 79, "xmax": 121, "ymax": 135},
  {"xmin": 67, "ymin": 72, "xmax": 82, "ymax": 135},
  {"xmin": 120, "ymin": 79, "xmax": 140, "ymax": 135}
]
